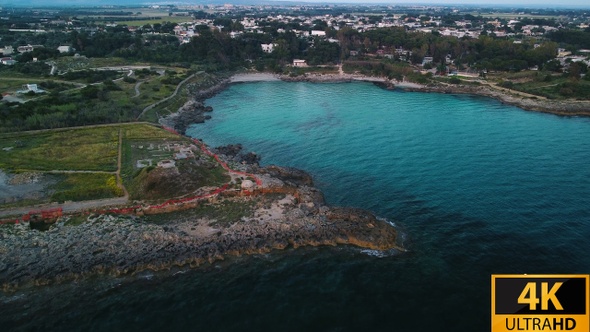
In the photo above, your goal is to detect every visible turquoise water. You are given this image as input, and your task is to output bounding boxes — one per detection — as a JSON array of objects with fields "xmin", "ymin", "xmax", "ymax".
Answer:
[{"xmin": 2, "ymin": 81, "xmax": 589, "ymax": 331}]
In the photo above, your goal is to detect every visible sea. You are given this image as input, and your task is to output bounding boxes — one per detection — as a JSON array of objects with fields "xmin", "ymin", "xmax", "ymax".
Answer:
[{"xmin": 2, "ymin": 81, "xmax": 589, "ymax": 331}]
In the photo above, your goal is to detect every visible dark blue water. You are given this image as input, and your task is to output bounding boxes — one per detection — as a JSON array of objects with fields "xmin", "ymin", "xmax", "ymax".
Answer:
[{"xmin": 2, "ymin": 81, "xmax": 589, "ymax": 331}]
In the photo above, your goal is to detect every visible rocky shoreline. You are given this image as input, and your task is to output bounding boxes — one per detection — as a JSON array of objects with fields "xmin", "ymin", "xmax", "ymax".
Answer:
[
  {"xmin": 281, "ymin": 73, "xmax": 590, "ymax": 116},
  {"xmin": 161, "ymin": 72, "xmax": 589, "ymax": 136},
  {"xmin": 403, "ymin": 84, "xmax": 590, "ymax": 117},
  {"xmin": 0, "ymin": 164, "xmax": 400, "ymax": 291}
]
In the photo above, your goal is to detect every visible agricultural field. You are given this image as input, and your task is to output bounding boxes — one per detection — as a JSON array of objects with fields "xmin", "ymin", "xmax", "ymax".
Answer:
[
  {"xmin": 114, "ymin": 16, "xmax": 192, "ymax": 27},
  {"xmin": 49, "ymin": 173, "xmax": 123, "ymax": 203},
  {"xmin": 74, "ymin": 7, "xmax": 194, "ymax": 26},
  {"xmin": 0, "ymin": 126, "xmax": 120, "ymax": 172},
  {"xmin": 0, "ymin": 125, "xmax": 124, "ymax": 207},
  {"xmin": 0, "ymin": 123, "xmax": 212, "ymax": 208}
]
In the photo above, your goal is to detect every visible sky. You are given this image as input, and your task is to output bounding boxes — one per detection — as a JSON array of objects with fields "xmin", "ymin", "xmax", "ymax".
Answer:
[
  {"xmin": 267, "ymin": 0, "xmax": 590, "ymax": 7},
  {"xmin": 1, "ymin": 0, "xmax": 589, "ymax": 9}
]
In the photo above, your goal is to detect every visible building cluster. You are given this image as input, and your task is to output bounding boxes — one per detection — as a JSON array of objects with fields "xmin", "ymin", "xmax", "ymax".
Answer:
[{"xmin": 1, "ymin": 4, "xmax": 589, "ymax": 70}]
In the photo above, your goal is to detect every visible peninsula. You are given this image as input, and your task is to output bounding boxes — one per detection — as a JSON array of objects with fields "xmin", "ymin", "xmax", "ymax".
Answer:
[
  {"xmin": 1, "ymin": 2, "xmax": 589, "ymax": 291},
  {"xmin": 0, "ymin": 122, "xmax": 400, "ymax": 291}
]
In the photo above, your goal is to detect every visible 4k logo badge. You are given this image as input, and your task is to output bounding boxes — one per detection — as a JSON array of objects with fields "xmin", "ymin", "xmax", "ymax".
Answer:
[{"xmin": 492, "ymin": 275, "xmax": 589, "ymax": 332}]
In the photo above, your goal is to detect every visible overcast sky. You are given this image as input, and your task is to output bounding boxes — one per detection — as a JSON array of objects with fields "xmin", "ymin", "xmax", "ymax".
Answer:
[
  {"xmin": 2, "ymin": 0, "xmax": 589, "ymax": 9},
  {"xmin": 278, "ymin": 0, "xmax": 590, "ymax": 7}
]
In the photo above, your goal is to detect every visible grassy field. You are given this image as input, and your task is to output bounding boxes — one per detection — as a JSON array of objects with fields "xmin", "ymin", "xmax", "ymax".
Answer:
[
  {"xmin": 76, "ymin": 7, "xmax": 194, "ymax": 26},
  {"xmin": 115, "ymin": 17, "xmax": 192, "ymax": 26},
  {"xmin": 123, "ymin": 123, "xmax": 183, "ymax": 140},
  {"xmin": 0, "ymin": 126, "xmax": 120, "ymax": 172},
  {"xmin": 119, "ymin": 123, "xmax": 230, "ymax": 201},
  {"xmin": 489, "ymin": 71, "xmax": 590, "ymax": 100},
  {"xmin": 0, "ymin": 123, "xmax": 195, "ymax": 207},
  {"xmin": 0, "ymin": 78, "xmax": 44, "ymax": 93},
  {"xmin": 53, "ymin": 56, "xmax": 151, "ymax": 73},
  {"xmin": 50, "ymin": 173, "xmax": 123, "ymax": 202},
  {"xmin": 512, "ymin": 79, "xmax": 590, "ymax": 100}
]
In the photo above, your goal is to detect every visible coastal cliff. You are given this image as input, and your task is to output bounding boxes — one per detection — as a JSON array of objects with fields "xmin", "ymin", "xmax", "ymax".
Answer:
[{"xmin": 0, "ymin": 164, "xmax": 400, "ymax": 291}]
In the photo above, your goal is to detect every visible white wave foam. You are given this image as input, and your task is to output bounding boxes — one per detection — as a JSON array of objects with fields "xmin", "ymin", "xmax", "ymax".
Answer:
[{"xmin": 359, "ymin": 248, "xmax": 403, "ymax": 258}]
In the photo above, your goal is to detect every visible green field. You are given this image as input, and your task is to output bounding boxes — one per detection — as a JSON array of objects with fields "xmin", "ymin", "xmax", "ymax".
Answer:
[
  {"xmin": 489, "ymin": 71, "xmax": 590, "ymax": 100},
  {"xmin": 0, "ymin": 123, "xmax": 205, "ymax": 207},
  {"xmin": 0, "ymin": 126, "xmax": 120, "ymax": 171},
  {"xmin": 114, "ymin": 17, "xmax": 192, "ymax": 27},
  {"xmin": 76, "ymin": 7, "xmax": 194, "ymax": 26},
  {"xmin": 50, "ymin": 173, "xmax": 123, "ymax": 202},
  {"xmin": 120, "ymin": 124, "xmax": 230, "ymax": 201},
  {"xmin": 0, "ymin": 123, "xmax": 183, "ymax": 173}
]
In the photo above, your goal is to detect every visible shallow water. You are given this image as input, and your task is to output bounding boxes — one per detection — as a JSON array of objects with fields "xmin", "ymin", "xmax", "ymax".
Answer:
[{"xmin": 2, "ymin": 81, "xmax": 589, "ymax": 331}]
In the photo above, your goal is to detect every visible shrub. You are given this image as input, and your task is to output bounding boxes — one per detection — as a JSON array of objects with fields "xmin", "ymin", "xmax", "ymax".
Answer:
[
  {"xmin": 499, "ymin": 80, "xmax": 514, "ymax": 89},
  {"xmin": 123, "ymin": 76, "xmax": 137, "ymax": 83},
  {"xmin": 559, "ymin": 87, "xmax": 573, "ymax": 96},
  {"xmin": 449, "ymin": 76, "xmax": 461, "ymax": 84}
]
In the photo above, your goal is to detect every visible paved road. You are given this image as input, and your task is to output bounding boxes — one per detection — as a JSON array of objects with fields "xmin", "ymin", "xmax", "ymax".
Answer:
[{"xmin": 0, "ymin": 196, "xmax": 130, "ymax": 218}]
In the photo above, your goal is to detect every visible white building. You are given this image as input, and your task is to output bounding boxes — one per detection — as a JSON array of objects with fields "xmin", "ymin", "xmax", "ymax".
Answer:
[
  {"xmin": 261, "ymin": 43, "xmax": 276, "ymax": 53},
  {"xmin": 293, "ymin": 59, "xmax": 307, "ymax": 67},
  {"xmin": 17, "ymin": 84, "xmax": 45, "ymax": 94},
  {"xmin": 57, "ymin": 45, "xmax": 73, "ymax": 53},
  {"xmin": 1, "ymin": 57, "xmax": 16, "ymax": 65},
  {"xmin": 157, "ymin": 160, "xmax": 176, "ymax": 169},
  {"xmin": 0, "ymin": 45, "xmax": 13, "ymax": 55}
]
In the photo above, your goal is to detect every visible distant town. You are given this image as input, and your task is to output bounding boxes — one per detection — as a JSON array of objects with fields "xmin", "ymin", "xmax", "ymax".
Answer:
[
  {"xmin": 1, "ymin": 3, "xmax": 590, "ymax": 131},
  {"xmin": 1, "ymin": 1, "xmax": 590, "ymax": 301},
  {"xmin": 1, "ymin": 4, "xmax": 589, "ymax": 70}
]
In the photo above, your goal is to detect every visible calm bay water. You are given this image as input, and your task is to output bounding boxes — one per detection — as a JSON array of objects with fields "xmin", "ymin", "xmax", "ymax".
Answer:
[{"xmin": 2, "ymin": 81, "xmax": 589, "ymax": 331}]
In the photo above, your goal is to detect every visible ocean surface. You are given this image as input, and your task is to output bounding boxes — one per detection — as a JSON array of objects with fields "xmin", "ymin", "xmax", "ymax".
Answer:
[{"xmin": 2, "ymin": 81, "xmax": 590, "ymax": 331}]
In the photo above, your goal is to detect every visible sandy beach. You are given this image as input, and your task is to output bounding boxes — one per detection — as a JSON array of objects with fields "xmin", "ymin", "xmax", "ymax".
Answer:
[{"xmin": 230, "ymin": 72, "xmax": 281, "ymax": 83}]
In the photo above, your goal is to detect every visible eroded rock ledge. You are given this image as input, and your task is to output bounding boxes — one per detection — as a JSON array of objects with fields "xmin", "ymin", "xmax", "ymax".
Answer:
[{"xmin": 0, "ymin": 166, "xmax": 400, "ymax": 291}]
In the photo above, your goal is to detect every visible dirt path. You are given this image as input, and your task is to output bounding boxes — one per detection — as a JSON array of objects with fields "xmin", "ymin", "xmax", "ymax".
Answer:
[
  {"xmin": 464, "ymin": 79, "xmax": 548, "ymax": 100},
  {"xmin": 0, "ymin": 122, "xmax": 154, "ymax": 137},
  {"xmin": 136, "ymin": 72, "xmax": 200, "ymax": 120},
  {"xmin": 132, "ymin": 81, "xmax": 143, "ymax": 98},
  {"xmin": 116, "ymin": 128, "xmax": 129, "ymax": 198}
]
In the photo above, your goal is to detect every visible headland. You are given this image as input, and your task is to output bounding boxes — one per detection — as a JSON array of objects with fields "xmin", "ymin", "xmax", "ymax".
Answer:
[{"xmin": 0, "ymin": 122, "xmax": 400, "ymax": 291}]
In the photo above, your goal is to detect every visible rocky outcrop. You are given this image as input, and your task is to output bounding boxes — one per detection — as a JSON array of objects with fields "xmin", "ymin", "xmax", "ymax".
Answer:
[
  {"xmin": 260, "ymin": 165, "xmax": 314, "ymax": 187},
  {"xmin": 159, "ymin": 100, "xmax": 213, "ymax": 135},
  {"xmin": 0, "ymin": 165, "xmax": 400, "ymax": 291},
  {"xmin": 213, "ymin": 144, "xmax": 261, "ymax": 165},
  {"xmin": 193, "ymin": 80, "xmax": 229, "ymax": 101},
  {"xmin": 403, "ymin": 84, "xmax": 590, "ymax": 117}
]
